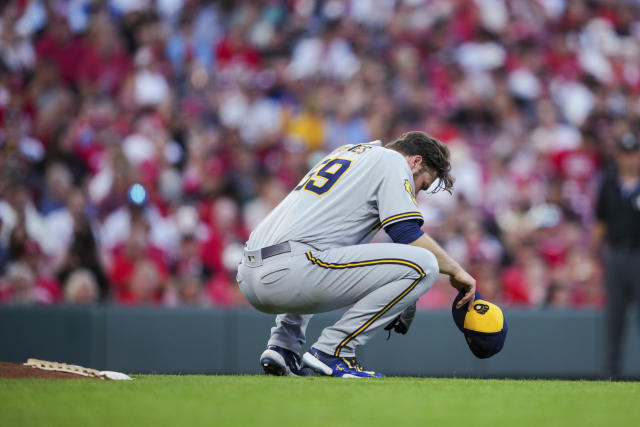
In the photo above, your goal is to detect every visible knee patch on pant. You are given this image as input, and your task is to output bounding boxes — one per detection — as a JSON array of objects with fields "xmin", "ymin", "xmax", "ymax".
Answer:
[{"xmin": 416, "ymin": 248, "xmax": 439, "ymax": 276}]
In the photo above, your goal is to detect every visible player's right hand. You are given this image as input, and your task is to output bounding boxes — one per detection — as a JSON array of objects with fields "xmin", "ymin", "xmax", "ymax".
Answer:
[{"xmin": 450, "ymin": 269, "xmax": 476, "ymax": 310}]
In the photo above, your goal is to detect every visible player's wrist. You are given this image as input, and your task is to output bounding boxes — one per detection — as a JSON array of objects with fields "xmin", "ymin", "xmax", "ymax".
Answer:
[{"xmin": 447, "ymin": 265, "xmax": 465, "ymax": 278}]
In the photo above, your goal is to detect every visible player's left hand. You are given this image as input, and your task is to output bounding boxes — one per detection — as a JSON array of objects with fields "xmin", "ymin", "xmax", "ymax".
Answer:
[{"xmin": 450, "ymin": 269, "xmax": 476, "ymax": 310}]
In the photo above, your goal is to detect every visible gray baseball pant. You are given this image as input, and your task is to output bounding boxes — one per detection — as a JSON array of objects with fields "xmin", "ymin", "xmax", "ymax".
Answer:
[{"xmin": 237, "ymin": 241, "xmax": 439, "ymax": 357}]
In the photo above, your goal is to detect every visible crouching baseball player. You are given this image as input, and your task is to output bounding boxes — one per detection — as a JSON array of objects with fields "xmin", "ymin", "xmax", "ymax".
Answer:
[{"xmin": 237, "ymin": 131, "xmax": 476, "ymax": 377}]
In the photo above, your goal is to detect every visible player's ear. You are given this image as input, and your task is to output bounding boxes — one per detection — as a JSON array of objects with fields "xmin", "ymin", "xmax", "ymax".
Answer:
[{"xmin": 409, "ymin": 155, "xmax": 423, "ymax": 171}]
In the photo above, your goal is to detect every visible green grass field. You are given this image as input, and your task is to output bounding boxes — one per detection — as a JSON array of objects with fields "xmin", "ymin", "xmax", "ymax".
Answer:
[{"xmin": 1, "ymin": 376, "xmax": 639, "ymax": 427}]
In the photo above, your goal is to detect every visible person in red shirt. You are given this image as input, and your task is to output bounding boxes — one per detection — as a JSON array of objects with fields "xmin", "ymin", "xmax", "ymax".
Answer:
[
  {"xmin": 79, "ymin": 12, "xmax": 132, "ymax": 96},
  {"xmin": 35, "ymin": 14, "xmax": 88, "ymax": 85},
  {"xmin": 108, "ymin": 210, "xmax": 168, "ymax": 304},
  {"xmin": 215, "ymin": 27, "xmax": 261, "ymax": 71}
]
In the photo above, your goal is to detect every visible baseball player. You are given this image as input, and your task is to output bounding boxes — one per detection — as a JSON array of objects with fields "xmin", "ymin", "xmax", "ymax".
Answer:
[{"xmin": 237, "ymin": 131, "xmax": 476, "ymax": 377}]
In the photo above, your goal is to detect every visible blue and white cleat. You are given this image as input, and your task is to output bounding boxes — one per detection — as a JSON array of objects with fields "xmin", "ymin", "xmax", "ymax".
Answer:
[
  {"xmin": 302, "ymin": 347, "xmax": 384, "ymax": 378},
  {"xmin": 260, "ymin": 345, "xmax": 313, "ymax": 376}
]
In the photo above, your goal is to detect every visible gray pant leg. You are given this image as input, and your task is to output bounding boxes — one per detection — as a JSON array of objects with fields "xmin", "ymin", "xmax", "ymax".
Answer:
[
  {"xmin": 309, "ymin": 244, "xmax": 439, "ymax": 357},
  {"xmin": 313, "ymin": 273, "xmax": 435, "ymax": 357},
  {"xmin": 604, "ymin": 248, "xmax": 631, "ymax": 377},
  {"xmin": 268, "ymin": 313, "xmax": 312, "ymax": 355},
  {"xmin": 631, "ymin": 251, "xmax": 640, "ymax": 375}
]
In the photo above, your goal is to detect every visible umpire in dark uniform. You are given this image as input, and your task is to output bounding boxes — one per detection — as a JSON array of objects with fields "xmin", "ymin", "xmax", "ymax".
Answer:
[{"xmin": 593, "ymin": 133, "xmax": 640, "ymax": 379}]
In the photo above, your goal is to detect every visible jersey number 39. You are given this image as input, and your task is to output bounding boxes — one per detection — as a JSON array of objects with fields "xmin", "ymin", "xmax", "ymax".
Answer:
[{"xmin": 294, "ymin": 158, "xmax": 352, "ymax": 196}]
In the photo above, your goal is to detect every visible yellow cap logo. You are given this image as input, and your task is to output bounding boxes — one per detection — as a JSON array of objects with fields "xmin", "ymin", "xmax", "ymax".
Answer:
[
  {"xmin": 463, "ymin": 299, "xmax": 504, "ymax": 333},
  {"xmin": 473, "ymin": 303, "xmax": 490, "ymax": 314}
]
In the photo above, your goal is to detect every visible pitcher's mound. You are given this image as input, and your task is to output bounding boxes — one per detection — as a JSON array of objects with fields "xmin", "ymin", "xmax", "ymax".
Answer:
[{"xmin": 0, "ymin": 361, "xmax": 97, "ymax": 379}]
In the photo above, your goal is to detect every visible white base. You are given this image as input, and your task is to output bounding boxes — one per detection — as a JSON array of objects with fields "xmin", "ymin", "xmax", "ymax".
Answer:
[{"xmin": 99, "ymin": 371, "xmax": 134, "ymax": 380}]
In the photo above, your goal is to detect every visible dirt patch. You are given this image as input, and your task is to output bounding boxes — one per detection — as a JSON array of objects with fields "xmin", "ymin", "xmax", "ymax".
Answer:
[{"xmin": 0, "ymin": 361, "xmax": 99, "ymax": 379}]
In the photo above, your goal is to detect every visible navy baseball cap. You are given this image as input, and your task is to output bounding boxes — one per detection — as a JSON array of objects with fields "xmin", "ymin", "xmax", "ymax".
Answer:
[{"xmin": 452, "ymin": 291, "xmax": 507, "ymax": 359}]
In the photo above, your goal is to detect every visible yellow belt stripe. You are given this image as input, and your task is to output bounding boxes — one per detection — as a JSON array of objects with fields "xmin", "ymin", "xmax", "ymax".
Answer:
[
  {"xmin": 305, "ymin": 252, "xmax": 426, "ymax": 356},
  {"xmin": 374, "ymin": 212, "xmax": 423, "ymax": 230}
]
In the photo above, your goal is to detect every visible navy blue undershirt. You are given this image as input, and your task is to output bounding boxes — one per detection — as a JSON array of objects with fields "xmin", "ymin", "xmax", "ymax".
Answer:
[{"xmin": 384, "ymin": 219, "xmax": 424, "ymax": 244}]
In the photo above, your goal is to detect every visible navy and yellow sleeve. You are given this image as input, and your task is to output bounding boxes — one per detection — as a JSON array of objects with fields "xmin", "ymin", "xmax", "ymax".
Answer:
[{"xmin": 384, "ymin": 219, "xmax": 424, "ymax": 244}]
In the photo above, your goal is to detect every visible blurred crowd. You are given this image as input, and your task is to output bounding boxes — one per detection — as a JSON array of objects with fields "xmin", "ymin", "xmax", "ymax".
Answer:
[{"xmin": 1, "ymin": 0, "xmax": 638, "ymax": 308}]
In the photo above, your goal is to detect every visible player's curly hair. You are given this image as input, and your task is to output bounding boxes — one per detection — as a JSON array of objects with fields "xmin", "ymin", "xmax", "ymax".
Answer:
[{"xmin": 386, "ymin": 131, "xmax": 455, "ymax": 194}]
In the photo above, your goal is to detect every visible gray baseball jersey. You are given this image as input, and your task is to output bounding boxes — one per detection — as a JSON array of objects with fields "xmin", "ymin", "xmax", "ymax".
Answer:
[{"xmin": 246, "ymin": 142, "xmax": 424, "ymax": 251}]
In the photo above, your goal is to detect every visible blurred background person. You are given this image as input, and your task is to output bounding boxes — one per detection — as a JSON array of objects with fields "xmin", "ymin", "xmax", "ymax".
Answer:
[
  {"xmin": 56, "ymin": 188, "xmax": 110, "ymax": 300},
  {"xmin": 593, "ymin": 133, "xmax": 640, "ymax": 379},
  {"xmin": 0, "ymin": 217, "xmax": 7, "ymax": 275},
  {"xmin": 63, "ymin": 268, "xmax": 99, "ymax": 305}
]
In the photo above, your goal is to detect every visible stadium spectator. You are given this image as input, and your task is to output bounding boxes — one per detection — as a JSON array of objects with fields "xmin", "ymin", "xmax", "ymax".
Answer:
[
  {"xmin": 56, "ymin": 189, "xmax": 110, "ymax": 300},
  {"xmin": 0, "ymin": 218, "xmax": 7, "ymax": 274},
  {"xmin": 0, "ymin": 262, "xmax": 37, "ymax": 304},
  {"xmin": 35, "ymin": 13, "xmax": 88, "ymax": 84},
  {"xmin": 63, "ymin": 268, "xmax": 100, "ymax": 305}
]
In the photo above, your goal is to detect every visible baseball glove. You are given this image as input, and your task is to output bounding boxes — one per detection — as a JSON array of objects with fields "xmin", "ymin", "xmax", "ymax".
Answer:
[{"xmin": 384, "ymin": 302, "xmax": 416, "ymax": 336}]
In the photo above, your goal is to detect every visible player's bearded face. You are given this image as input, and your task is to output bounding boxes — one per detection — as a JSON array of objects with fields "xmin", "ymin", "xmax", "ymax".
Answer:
[{"xmin": 413, "ymin": 165, "xmax": 438, "ymax": 193}]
